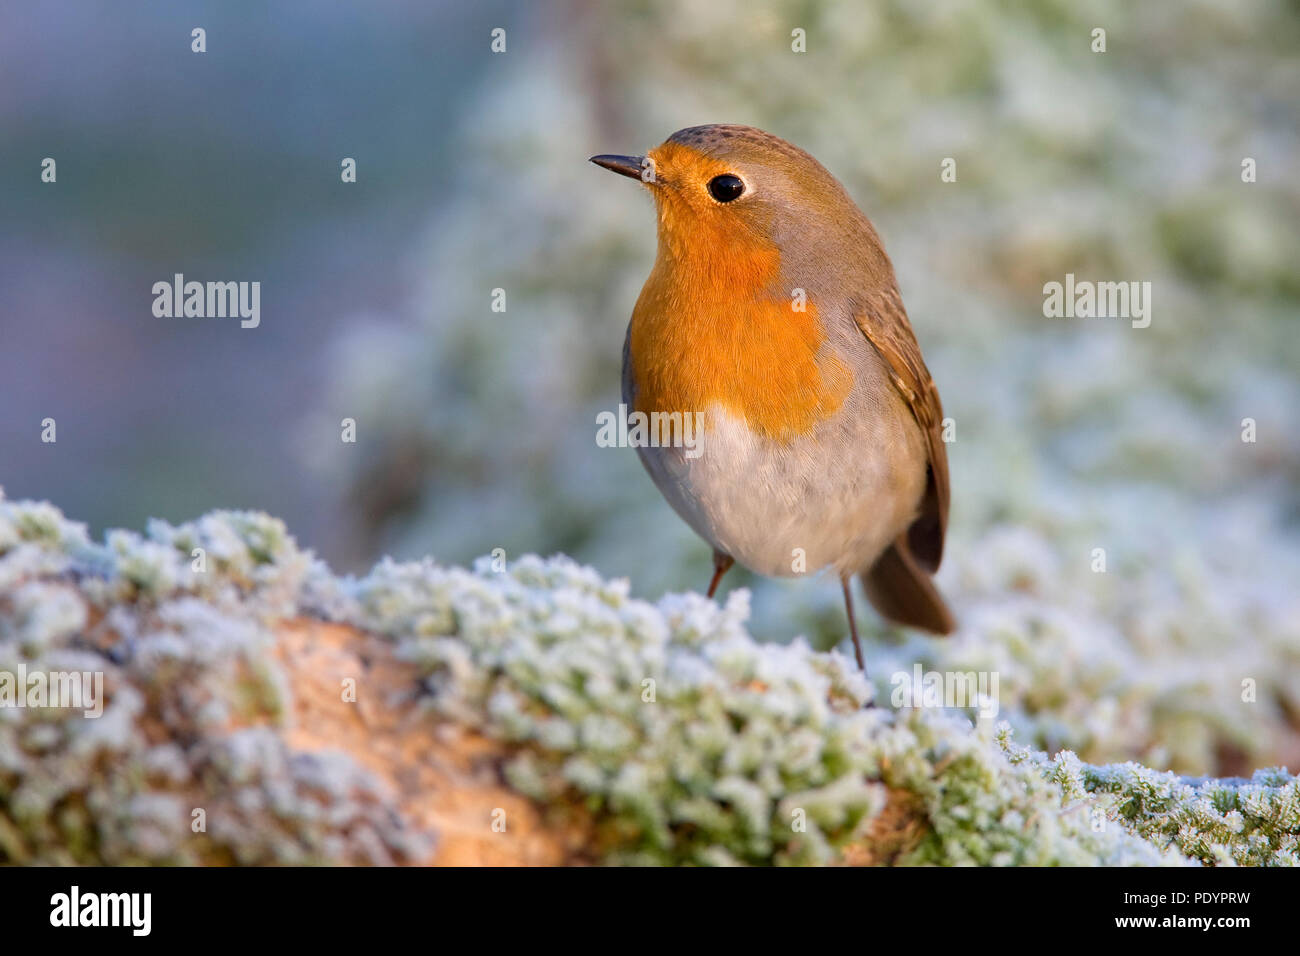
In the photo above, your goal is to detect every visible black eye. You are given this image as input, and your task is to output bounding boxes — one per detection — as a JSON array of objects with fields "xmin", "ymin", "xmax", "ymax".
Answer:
[{"xmin": 707, "ymin": 174, "xmax": 745, "ymax": 203}]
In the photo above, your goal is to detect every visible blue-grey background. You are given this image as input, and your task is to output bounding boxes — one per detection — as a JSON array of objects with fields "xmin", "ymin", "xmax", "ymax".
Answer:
[{"xmin": 1, "ymin": 0, "xmax": 510, "ymax": 554}]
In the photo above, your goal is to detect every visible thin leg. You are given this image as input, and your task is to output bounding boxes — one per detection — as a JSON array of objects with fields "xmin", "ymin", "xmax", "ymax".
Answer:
[
  {"xmin": 706, "ymin": 550, "xmax": 735, "ymax": 599},
  {"xmin": 841, "ymin": 575, "xmax": 866, "ymax": 673}
]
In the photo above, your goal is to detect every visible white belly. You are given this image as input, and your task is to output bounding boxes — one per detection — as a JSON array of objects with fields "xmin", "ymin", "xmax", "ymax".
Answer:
[{"xmin": 634, "ymin": 397, "xmax": 926, "ymax": 578}]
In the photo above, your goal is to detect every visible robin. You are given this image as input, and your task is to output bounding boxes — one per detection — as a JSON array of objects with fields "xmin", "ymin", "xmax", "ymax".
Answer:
[{"xmin": 591, "ymin": 124, "xmax": 954, "ymax": 671}]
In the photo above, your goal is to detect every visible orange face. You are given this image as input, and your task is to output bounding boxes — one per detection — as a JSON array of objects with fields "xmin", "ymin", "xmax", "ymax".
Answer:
[{"xmin": 628, "ymin": 141, "xmax": 852, "ymax": 443}]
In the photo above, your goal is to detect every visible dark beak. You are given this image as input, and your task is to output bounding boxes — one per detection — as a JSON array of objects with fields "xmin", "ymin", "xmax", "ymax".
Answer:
[{"xmin": 589, "ymin": 154, "xmax": 646, "ymax": 181}]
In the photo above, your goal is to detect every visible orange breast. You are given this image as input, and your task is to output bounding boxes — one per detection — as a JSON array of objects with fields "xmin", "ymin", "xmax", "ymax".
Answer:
[{"xmin": 629, "ymin": 233, "xmax": 851, "ymax": 442}]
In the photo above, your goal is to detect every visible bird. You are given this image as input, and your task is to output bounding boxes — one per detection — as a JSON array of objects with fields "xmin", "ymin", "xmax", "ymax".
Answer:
[{"xmin": 591, "ymin": 124, "xmax": 954, "ymax": 672}]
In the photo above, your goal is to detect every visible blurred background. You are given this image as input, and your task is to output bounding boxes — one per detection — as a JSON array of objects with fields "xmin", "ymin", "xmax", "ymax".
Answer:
[{"xmin": 2, "ymin": 0, "xmax": 1298, "ymax": 777}]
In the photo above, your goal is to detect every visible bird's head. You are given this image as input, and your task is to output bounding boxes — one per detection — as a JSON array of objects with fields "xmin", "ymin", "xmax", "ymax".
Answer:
[{"xmin": 591, "ymin": 124, "xmax": 884, "ymax": 286}]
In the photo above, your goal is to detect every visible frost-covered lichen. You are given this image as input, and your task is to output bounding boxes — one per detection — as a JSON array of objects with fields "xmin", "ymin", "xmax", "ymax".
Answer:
[
  {"xmin": 2, "ymin": 492, "xmax": 1297, "ymax": 865},
  {"xmin": 335, "ymin": 547, "xmax": 1295, "ymax": 866},
  {"xmin": 342, "ymin": 555, "xmax": 891, "ymax": 865},
  {"xmin": 0, "ymin": 493, "xmax": 430, "ymax": 865},
  {"xmin": 1002, "ymin": 729, "xmax": 1300, "ymax": 867}
]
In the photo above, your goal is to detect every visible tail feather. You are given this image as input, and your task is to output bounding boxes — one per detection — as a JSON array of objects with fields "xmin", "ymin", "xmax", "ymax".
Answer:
[{"xmin": 861, "ymin": 537, "xmax": 955, "ymax": 635}]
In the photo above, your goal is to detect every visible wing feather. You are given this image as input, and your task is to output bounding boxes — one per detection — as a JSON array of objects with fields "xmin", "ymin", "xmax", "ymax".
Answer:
[{"xmin": 850, "ymin": 288, "xmax": 949, "ymax": 571}]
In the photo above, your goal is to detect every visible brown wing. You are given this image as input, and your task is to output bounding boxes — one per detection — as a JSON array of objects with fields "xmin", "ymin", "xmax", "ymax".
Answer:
[{"xmin": 850, "ymin": 288, "xmax": 949, "ymax": 572}]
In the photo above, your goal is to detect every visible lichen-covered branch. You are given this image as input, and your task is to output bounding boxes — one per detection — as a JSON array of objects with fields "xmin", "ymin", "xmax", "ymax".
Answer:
[{"xmin": 0, "ymin": 493, "xmax": 1295, "ymax": 865}]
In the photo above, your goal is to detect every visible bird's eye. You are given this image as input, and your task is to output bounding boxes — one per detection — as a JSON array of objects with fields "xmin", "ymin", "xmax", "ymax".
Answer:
[{"xmin": 707, "ymin": 174, "xmax": 745, "ymax": 203}]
